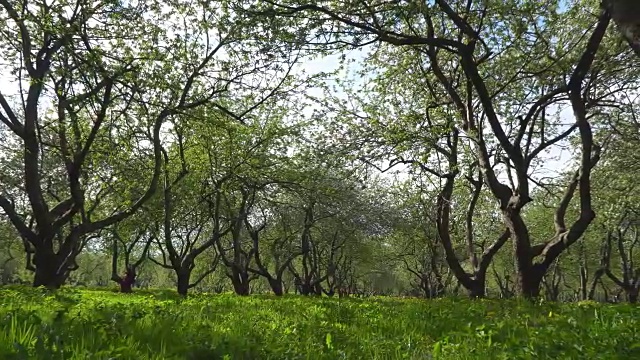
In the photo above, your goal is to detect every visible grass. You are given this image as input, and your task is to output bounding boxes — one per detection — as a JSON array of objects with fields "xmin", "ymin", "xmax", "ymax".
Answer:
[{"xmin": 0, "ymin": 286, "xmax": 639, "ymax": 359}]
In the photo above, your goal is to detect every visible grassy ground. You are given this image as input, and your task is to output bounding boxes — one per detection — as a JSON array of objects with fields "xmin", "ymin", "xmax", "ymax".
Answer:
[{"xmin": 0, "ymin": 286, "xmax": 639, "ymax": 359}]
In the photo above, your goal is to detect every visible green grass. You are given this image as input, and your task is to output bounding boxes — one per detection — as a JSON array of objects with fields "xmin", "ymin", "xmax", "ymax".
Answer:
[{"xmin": 0, "ymin": 286, "xmax": 639, "ymax": 359}]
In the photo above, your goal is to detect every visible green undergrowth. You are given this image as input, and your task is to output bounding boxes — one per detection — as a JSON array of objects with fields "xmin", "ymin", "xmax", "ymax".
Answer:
[{"xmin": 0, "ymin": 286, "xmax": 639, "ymax": 359}]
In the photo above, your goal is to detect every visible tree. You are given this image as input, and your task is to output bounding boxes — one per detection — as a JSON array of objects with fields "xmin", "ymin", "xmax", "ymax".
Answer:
[
  {"xmin": 151, "ymin": 175, "xmax": 224, "ymax": 296},
  {"xmin": 0, "ymin": 0, "xmax": 322, "ymax": 288},
  {"xmin": 607, "ymin": 0, "xmax": 640, "ymax": 56},
  {"xmin": 0, "ymin": 0, "xmax": 240, "ymax": 287},
  {"xmin": 600, "ymin": 216, "xmax": 640, "ymax": 302},
  {"xmin": 251, "ymin": 0, "xmax": 639, "ymax": 298},
  {"xmin": 109, "ymin": 218, "xmax": 154, "ymax": 293},
  {"xmin": 243, "ymin": 191, "xmax": 303, "ymax": 296},
  {"xmin": 586, "ymin": 91, "xmax": 640, "ymax": 302}
]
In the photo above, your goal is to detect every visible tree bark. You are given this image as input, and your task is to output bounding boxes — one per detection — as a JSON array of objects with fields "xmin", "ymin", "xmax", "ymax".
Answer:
[
  {"xmin": 606, "ymin": 0, "xmax": 640, "ymax": 56},
  {"xmin": 230, "ymin": 270, "xmax": 251, "ymax": 296},
  {"xmin": 521, "ymin": 265, "xmax": 545, "ymax": 299},
  {"xmin": 32, "ymin": 254, "xmax": 65, "ymax": 289},
  {"xmin": 177, "ymin": 270, "xmax": 191, "ymax": 297},
  {"xmin": 269, "ymin": 278, "xmax": 284, "ymax": 296},
  {"xmin": 467, "ymin": 272, "xmax": 485, "ymax": 298},
  {"xmin": 502, "ymin": 209, "xmax": 542, "ymax": 297},
  {"xmin": 30, "ymin": 238, "xmax": 79, "ymax": 289}
]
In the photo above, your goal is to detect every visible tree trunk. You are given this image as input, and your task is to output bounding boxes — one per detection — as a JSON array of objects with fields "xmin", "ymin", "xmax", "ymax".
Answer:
[
  {"xmin": 467, "ymin": 284, "xmax": 484, "ymax": 298},
  {"xmin": 119, "ymin": 279, "xmax": 133, "ymax": 293},
  {"xmin": 176, "ymin": 270, "xmax": 191, "ymax": 296},
  {"xmin": 231, "ymin": 280, "xmax": 250, "ymax": 295},
  {"xmin": 230, "ymin": 270, "xmax": 250, "ymax": 296},
  {"xmin": 467, "ymin": 274, "xmax": 485, "ymax": 298},
  {"xmin": 119, "ymin": 268, "xmax": 136, "ymax": 293},
  {"xmin": 268, "ymin": 278, "xmax": 284, "ymax": 296},
  {"xmin": 313, "ymin": 282, "xmax": 323, "ymax": 296},
  {"xmin": 299, "ymin": 283, "xmax": 311, "ymax": 295},
  {"xmin": 33, "ymin": 267, "xmax": 65, "ymax": 289},
  {"xmin": 579, "ymin": 264, "xmax": 588, "ymax": 300},
  {"xmin": 32, "ymin": 250, "xmax": 66, "ymax": 288},
  {"xmin": 588, "ymin": 269, "xmax": 603, "ymax": 300},
  {"xmin": 607, "ymin": 0, "xmax": 640, "ymax": 57},
  {"xmin": 503, "ymin": 209, "xmax": 545, "ymax": 299},
  {"xmin": 520, "ymin": 266, "xmax": 545, "ymax": 299}
]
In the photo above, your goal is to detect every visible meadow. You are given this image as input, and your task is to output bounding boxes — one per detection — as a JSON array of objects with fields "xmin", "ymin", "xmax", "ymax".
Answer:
[{"xmin": 0, "ymin": 287, "xmax": 639, "ymax": 359}]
